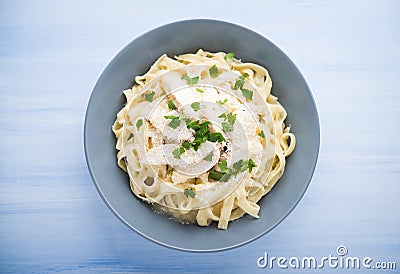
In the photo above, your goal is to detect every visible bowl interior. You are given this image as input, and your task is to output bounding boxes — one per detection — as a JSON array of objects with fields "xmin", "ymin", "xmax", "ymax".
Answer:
[{"xmin": 84, "ymin": 19, "xmax": 319, "ymax": 252}]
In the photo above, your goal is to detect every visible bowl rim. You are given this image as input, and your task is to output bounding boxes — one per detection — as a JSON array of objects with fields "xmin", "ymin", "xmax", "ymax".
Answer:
[{"xmin": 84, "ymin": 18, "xmax": 320, "ymax": 252}]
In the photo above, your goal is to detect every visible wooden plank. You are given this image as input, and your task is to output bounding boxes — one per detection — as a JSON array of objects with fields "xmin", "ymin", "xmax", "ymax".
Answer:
[{"xmin": 0, "ymin": 0, "xmax": 399, "ymax": 272}]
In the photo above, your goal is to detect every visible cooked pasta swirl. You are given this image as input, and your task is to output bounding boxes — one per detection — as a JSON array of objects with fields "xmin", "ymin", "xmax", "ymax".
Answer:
[{"xmin": 113, "ymin": 50, "xmax": 295, "ymax": 229}]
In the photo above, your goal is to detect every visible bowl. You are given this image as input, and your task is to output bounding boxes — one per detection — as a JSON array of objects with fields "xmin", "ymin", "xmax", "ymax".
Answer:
[{"xmin": 84, "ymin": 19, "xmax": 320, "ymax": 252}]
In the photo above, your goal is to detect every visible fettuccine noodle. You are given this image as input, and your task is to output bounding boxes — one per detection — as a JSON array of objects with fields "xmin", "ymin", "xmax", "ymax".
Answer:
[{"xmin": 113, "ymin": 50, "xmax": 295, "ymax": 229}]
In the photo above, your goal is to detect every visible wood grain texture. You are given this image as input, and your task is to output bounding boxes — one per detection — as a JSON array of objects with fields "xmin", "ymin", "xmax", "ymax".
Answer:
[{"xmin": 1, "ymin": 0, "xmax": 399, "ymax": 273}]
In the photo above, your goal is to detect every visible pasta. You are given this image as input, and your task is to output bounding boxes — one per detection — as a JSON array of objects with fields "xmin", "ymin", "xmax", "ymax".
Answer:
[{"xmin": 112, "ymin": 50, "xmax": 296, "ymax": 229}]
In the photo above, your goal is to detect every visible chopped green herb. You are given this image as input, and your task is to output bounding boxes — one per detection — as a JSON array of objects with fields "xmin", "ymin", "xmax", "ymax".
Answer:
[
  {"xmin": 184, "ymin": 188, "xmax": 196, "ymax": 198},
  {"xmin": 216, "ymin": 98, "xmax": 228, "ymax": 105},
  {"xmin": 218, "ymin": 113, "xmax": 227, "ymax": 119},
  {"xmin": 171, "ymin": 118, "xmax": 226, "ymax": 152},
  {"xmin": 209, "ymin": 132, "xmax": 226, "ymax": 142},
  {"xmin": 208, "ymin": 158, "xmax": 256, "ymax": 182},
  {"xmin": 258, "ymin": 130, "xmax": 265, "ymax": 138},
  {"xmin": 172, "ymin": 147, "xmax": 185, "ymax": 159},
  {"xmin": 233, "ymin": 160, "xmax": 246, "ymax": 173},
  {"xmin": 168, "ymin": 168, "xmax": 174, "ymax": 175},
  {"xmin": 241, "ymin": 88, "xmax": 253, "ymax": 100},
  {"xmin": 167, "ymin": 99, "xmax": 177, "ymax": 110},
  {"xmin": 203, "ymin": 154, "xmax": 213, "ymax": 161},
  {"xmin": 233, "ymin": 73, "xmax": 253, "ymax": 100},
  {"xmin": 209, "ymin": 161, "xmax": 231, "ymax": 181},
  {"xmin": 186, "ymin": 120, "xmax": 199, "ymax": 129},
  {"xmin": 191, "ymin": 121, "xmax": 211, "ymax": 150},
  {"xmin": 191, "ymin": 102, "xmax": 201, "ymax": 111},
  {"xmin": 224, "ymin": 52, "xmax": 235, "ymax": 60},
  {"xmin": 227, "ymin": 112, "xmax": 237, "ymax": 124},
  {"xmin": 178, "ymin": 111, "xmax": 189, "ymax": 120},
  {"xmin": 209, "ymin": 65, "xmax": 219, "ymax": 78},
  {"xmin": 222, "ymin": 122, "xmax": 234, "ymax": 132},
  {"xmin": 221, "ymin": 170, "xmax": 233, "ymax": 181},
  {"xmin": 182, "ymin": 141, "xmax": 192, "ymax": 150},
  {"xmin": 218, "ymin": 160, "xmax": 228, "ymax": 172},
  {"xmin": 219, "ymin": 112, "xmax": 237, "ymax": 132},
  {"xmin": 209, "ymin": 170, "xmax": 225, "ymax": 181},
  {"xmin": 247, "ymin": 159, "xmax": 257, "ymax": 173},
  {"xmin": 164, "ymin": 115, "xmax": 179, "ymax": 119},
  {"xmin": 168, "ymin": 118, "xmax": 181, "ymax": 129},
  {"xmin": 165, "ymin": 113, "xmax": 226, "ymax": 152},
  {"xmin": 234, "ymin": 73, "xmax": 248, "ymax": 90},
  {"xmin": 144, "ymin": 91, "xmax": 155, "ymax": 102},
  {"xmin": 136, "ymin": 119, "xmax": 143, "ymax": 129},
  {"xmin": 196, "ymin": 87, "xmax": 205, "ymax": 93},
  {"xmin": 164, "ymin": 111, "xmax": 190, "ymax": 129},
  {"xmin": 181, "ymin": 75, "xmax": 199, "ymax": 85}
]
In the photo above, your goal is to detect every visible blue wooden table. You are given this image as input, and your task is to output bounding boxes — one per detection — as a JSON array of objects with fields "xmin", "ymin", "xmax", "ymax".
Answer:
[{"xmin": 1, "ymin": 1, "xmax": 399, "ymax": 273}]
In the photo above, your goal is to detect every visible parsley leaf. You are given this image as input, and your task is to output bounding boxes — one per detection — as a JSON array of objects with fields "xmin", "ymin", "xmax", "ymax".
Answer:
[
  {"xmin": 164, "ymin": 115, "xmax": 179, "ymax": 119},
  {"xmin": 234, "ymin": 73, "xmax": 248, "ymax": 90},
  {"xmin": 209, "ymin": 170, "xmax": 225, "ymax": 181},
  {"xmin": 218, "ymin": 160, "xmax": 228, "ymax": 172},
  {"xmin": 233, "ymin": 160, "xmax": 245, "ymax": 172},
  {"xmin": 227, "ymin": 112, "xmax": 237, "ymax": 124},
  {"xmin": 231, "ymin": 159, "xmax": 248, "ymax": 177},
  {"xmin": 191, "ymin": 121, "xmax": 211, "ymax": 150},
  {"xmin": 204, "ymin": 154, "xmax": 213, "ymax": 161},
  {"xmin": 172, "ymin": 147, "xmax": 185, "ymax": 159},
  {"xmin": 210, "ymin": 166, "xmax": 231, "ymax": 182},
  {"xmin": 144, "ymin": 91, "xmax": 155, "ymax": 102},
  {"xmin": 241, "ymin": 88, "xmax": 253, "ymax": 100},
  {"xmin": 168, "ymin": 118, "xmax": 181, "ymax": 129},
  {"xmin": 224, "ymin": 52, "xmax": 235, "ymax": 60},
  {"xmin": 222, "ymin": 122, "xmax": 234, "ymax": 132},
  {"xmin": 178, "ymin": 111, "xmax": 189, "ymax": 120},
  {"xmin": 186, "ymin": 120, "xmax": 199, "ymax": 130},
  {"xmin": 247, "ymin": 159, "xmax": 257, "ymax": 173},
  {"xmin": 258, "ymin": 130, "xmax": 265, "ymax": 138},
  {"xmin": 191, "ymin": 102, "xmax": 201, "ymax": 111},
  {"xmin": 136, "ymin": 119, "xmax": 143, "ymax": 129},
  {"xmin": 216, "ymin": 98, "xmax": 228, "ymax": 105},
  {"xmin": 181, "ymin": 75, "xmax": 199, "ymax": 85},
  {"xmin": 182, "ymin": 141, "xmax": 192, "ymax": 150},
  {"xmin": 233, "ymin": 73, "xmax": 253, "ymax": 100},
  {"xmin": 196, "ymin": 87, "xmax": 205, "ymax": 93},
  {"xmin": 168, "ymin": 168, "xmax": 174, "ymax": 175},
  {"xmin": 184, "ymin": 188, "xmax": 196, "ymax": 198},
  {"xmin": 167, "ymin": 99, "xmax": 177, "ymax": 110},
  {"xmin": 198, "ymin": 121, "xmax": 210, "ymax": 134},
  {"xmin": 219, "ymin": 112, "xmax": 236, "ymax": 132},
  {"xmin": 209, "ymin": 65, "xmax": 219, "ymax": 78},
  {"xmin": 209, "ymin": 132, "xmax": 226, "ymax": 142},
  {"xmin": 209, "ymin": 158, "xmax": 256, "ymax": 182},
  {"xmin": 179, "ymin": 118, "xmax": 226, "ymax": 152},
  {"xmin": 218, "ymin": 113, "xmax": 227, "ymax": 119},
  {"xmin": 164, "ymin": 112, "xmax": 189, "ymax": 129}
]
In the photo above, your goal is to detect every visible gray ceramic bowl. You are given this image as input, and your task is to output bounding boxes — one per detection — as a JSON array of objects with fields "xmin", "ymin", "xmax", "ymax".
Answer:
[{"xmin": 84, "ymin": 19, "xmax": 319, "ymax": 252}]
